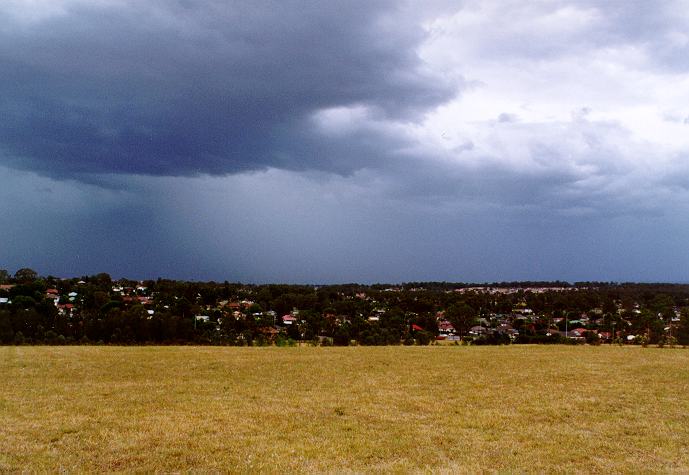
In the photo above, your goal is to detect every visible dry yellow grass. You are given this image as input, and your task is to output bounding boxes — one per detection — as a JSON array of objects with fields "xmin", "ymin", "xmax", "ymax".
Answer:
[{"xmin": 1, "ymin": 345, "xmax": 688, "ymax": 473}]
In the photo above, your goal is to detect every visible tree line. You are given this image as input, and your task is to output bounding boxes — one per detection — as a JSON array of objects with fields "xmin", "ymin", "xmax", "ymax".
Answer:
[{"xmin": 1, "ymin": 268, "xmax": 689, "ymax": 346}]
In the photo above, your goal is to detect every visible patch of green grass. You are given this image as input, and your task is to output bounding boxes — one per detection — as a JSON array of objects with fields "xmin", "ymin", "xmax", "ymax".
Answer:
[{"xmin": 1, "ymin": 346, "xmax": 688, "ymax": 472}]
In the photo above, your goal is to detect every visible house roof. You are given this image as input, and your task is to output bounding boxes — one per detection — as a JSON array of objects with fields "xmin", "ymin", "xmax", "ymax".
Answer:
[{"xmin": 257, "ymin": 326, "xmax": 279, "ymax": 335}]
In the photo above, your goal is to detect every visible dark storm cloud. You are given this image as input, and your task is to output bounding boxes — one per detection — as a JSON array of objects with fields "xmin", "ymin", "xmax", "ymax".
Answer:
[
  {"xmin": 4, "ymin": 0, "xmax": 689, "ymax": 284},
  {"xmin": 0, "ymin": 0, "xmax": 455, "ymax": 179}
]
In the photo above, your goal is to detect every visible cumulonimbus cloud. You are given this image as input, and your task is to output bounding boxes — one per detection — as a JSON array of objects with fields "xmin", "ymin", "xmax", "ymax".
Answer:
[
  {"xmin": 0, "ymin": 0, "xmax": 457, "ymax": 178},
  {"xmin": 3, "ymin": 0, "xmax": 689, "ymax": 220}
]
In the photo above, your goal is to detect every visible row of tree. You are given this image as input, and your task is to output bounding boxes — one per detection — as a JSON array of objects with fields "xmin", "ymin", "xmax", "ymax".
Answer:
[{"xmin": 1, "ymin": 268, "xmax": 689, "ymax": 346}]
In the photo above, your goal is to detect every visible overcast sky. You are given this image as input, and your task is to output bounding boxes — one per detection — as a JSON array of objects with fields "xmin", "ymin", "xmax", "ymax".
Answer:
[{"xmin": 2, "ymin": 0, "xmax": 689, "ymax": 283}]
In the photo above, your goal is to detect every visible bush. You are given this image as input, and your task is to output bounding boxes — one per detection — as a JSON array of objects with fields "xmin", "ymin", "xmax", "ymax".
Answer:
[
  {"xmin": 636, "ymin": 335, "xmax": 649, "ymax": 347},
  {"xmin": 13, "ymin": 331, "xmax": 25, "ymax": 345},
  {"xmin": 254, "ymin": 335, "xmax": 268, "ymax": 347},
  {"xmin": 359, "ymin": 330, "xmax": 380, "ymax": 346},
  {"xmin": 45, "ymin": 330, "xmax": 58, "ymax": 345},
  {"xmin": 415, "ymin": 331, "xmax": 433, "ymax": 346},
  {"xmin": 585, "ymin": 331, "xmax": 601, "ymax": 346},
  {"xmin": 333, "ymin": 326, "xmax": 351, "ymax": 346},
  {"xmin": 516, "ymin": 334, "xmax": 546, "ymax": 344},
  {"xmin": 275, "ymin": 335, "xmax": 288, "ymax": 347},
  {"xmin": 473, "ymin": 333, "xmax": 511, "ymax": 346}
]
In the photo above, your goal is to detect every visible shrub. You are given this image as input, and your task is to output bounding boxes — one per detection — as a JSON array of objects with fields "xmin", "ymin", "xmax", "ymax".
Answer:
[
  {"xmin": 473, "ymin": 333, "xmax": 511, "ymax": 346},
  {"xmin": 275, "ymin": 335, "xmax": 288, "ymax": 347},
  {"xmin": 660, "ymin": 335, "xmax": 677, "ymax": 348},
  {"xmin": 13, "ymin": 331, "xmax": 25, "ymax": 345},
  {"xmin": 585, "ymin": 331, "xmax": 601, "ymax": 346},
  {"xmin": 333, "ymin": 327, "xmax": 351, "ymax": 346},
  {"xmin": 45, "ymin": 330, "xmax": 58, "ymax": 345},
  {"xmin": 415, "ymin": 331, "xmax": 433, "ymax": 346},
  {"xmin": 254, "ymin": 335, "xmax": 268, "ymax": 347}
]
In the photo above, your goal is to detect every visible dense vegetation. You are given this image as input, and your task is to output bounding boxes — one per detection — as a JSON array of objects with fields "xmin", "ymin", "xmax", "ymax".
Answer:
[{"xmin": 1, "ymin": 267, "xmax": 688, "ymax": 346}]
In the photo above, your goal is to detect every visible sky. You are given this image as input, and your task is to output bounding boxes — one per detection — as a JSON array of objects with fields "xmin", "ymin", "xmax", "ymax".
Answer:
[{"xmin": 2, "ymin": 0, "xmax": 689, "ymax": 283}]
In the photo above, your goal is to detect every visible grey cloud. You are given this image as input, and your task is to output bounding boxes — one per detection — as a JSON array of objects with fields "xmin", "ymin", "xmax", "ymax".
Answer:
[
  {"xmin": 0, "ymin": 165, "xmax": 228, "ymax": 280},
  {"xmin": 4, "ymin": 0, "xmax": 689, "ymax": 283},
  {"xmin": 4, "ymin": 160, "xmax": 689, "ymax": 283},
  {"xmin": 374, "ymin": 114, "xmax": 689, "ymax": 223},
  {"xmin": 126, "ymin": 169, "xmax": 689, "ymax": 283},
  {"xmin": 444, "ymin": 0, "xmax": 689, "ymax": 72},
  {"xmin": 583, "ymin": 1, "xmax": 689, "ymax": 73},
  {"xmin": 0, "ymin": 0, "xmax": 457, "ymax": 180},
  {"xmin": 497, "ymin": 113, "xmax": 518, "ymax": 123}
]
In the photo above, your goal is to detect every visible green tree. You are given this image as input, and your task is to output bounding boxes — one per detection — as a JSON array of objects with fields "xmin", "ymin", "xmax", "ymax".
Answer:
[
  {"xmin": 93, "ymin": 273, "xmax": 112, "ymax": 286},
  {"xmin": 677, "ymin": 308, "xmax": 689, "ymax": 347},
  {"xmin": 333, "ymin": 324, "xmax": 351, "ymax": 346},
  {"xmin": 14, "ymin": 268, "xmax": 38, "ymax": 283},
  {"xmin": 446, "ymin": 303, "xmax": 476, "ymax": 339},
  {"xmin": 92, "ymin": 291, "xmax": 110, "ymax": 309},
  {"xmin": 0, "ymin": 310, "xmax": 13, "ymax": 343},
  {"xmin": 632, "ymin": 309, "xmax": 664, "ymax": 343}
]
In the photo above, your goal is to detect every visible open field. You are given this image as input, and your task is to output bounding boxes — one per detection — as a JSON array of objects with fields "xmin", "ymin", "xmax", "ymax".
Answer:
[{"xmin": 1, "ymin": 346, "xmax": 689, "ymax": 472}]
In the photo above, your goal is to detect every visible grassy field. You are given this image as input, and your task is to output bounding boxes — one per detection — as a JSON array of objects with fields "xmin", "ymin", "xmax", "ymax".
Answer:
[{"xmin": 1, "ymin": 345, "xmax": 688, "ymax": 473}]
